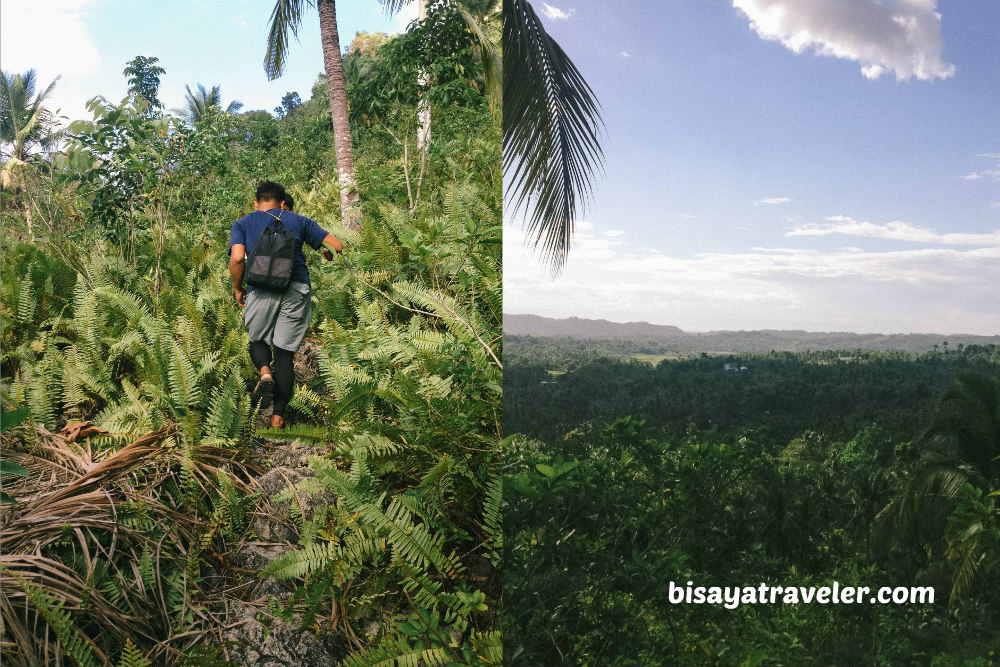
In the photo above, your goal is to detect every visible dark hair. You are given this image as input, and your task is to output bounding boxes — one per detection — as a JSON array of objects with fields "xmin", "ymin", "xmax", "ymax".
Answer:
[
  {"xmin": 283, "ymin": 194, "xmax": 294, "ymax": 211},
  {"xmin": 256, "ymin": 180, "xmax": 286, "ymax": 203}
]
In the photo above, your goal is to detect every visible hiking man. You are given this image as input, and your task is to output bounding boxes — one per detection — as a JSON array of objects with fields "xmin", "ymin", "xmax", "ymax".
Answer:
[{"xmin": 229, "ymin": 181, "xmax": 343, "ymax": 428}]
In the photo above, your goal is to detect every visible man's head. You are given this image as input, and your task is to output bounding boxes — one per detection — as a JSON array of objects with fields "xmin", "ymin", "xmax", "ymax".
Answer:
[
  {"xmin": 254, "ymin": 181, "xmax": 286, "ymax": 210},
  {"xmin": 281, "ymin": 195, "xmax": 294, "ymax": 212}
]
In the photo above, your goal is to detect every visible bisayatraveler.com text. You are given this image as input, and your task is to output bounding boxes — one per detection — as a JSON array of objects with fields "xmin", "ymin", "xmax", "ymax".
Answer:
[{"xmin": 667, "ymin": 581, "xmax": 934, "ymax": 610}]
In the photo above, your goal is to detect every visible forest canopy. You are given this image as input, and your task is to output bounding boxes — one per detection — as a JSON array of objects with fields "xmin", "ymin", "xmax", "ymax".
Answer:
[{"xmin": 505, "ymin": 340, "xmax": 1000, "ymax": 667}]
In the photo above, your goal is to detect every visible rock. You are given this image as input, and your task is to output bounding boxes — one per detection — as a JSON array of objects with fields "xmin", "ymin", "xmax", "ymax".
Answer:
[
  {"xmin": 268, "ymin": 440, "xmax": 327, "ymax": 469},
  {"xmin": 217, "ymin": 437, "xmax": 346, "ymax": 665},
  {"xmin": 229, "ymin": 456, "xmax": 336, "ymax": 600},
  {"xmin": 224, "ymin": 601, "xmax": 350, "ymax": 667},
  {"xmin": 293, "ymin": 336, "xmax": 322, "ymax": 386}
]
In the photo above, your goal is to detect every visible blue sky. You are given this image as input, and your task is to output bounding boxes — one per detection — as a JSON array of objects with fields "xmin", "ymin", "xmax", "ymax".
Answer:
[
  {"xmin": 1, "ymin": 0, "xmax": 417, "ymax": 123},
  {"xmin": 505, "ymin": 0, "xmax": 1000, "ymax": 334}
]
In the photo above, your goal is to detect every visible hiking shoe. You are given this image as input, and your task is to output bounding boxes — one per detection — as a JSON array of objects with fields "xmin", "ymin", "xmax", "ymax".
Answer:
[{"xmin": 251, "ymin": 376, "xmax": 274, "ymax": 412}]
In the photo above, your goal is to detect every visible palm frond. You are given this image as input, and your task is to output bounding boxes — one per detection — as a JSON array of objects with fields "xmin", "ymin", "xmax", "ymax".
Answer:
[
  {"xmin": 458, "ymin": 4, "xmax": 501, "ymax": 110},
  {"xmin": 377, "ymin": 0, "xmax": 413, "ymax": 16},
  {"xmin": 265, "ymin": 0, "xmax": 308, "ymax": 80},
  {"xmin": 503, "ymin": 0, "xmax": 604, "ymax": 273}
]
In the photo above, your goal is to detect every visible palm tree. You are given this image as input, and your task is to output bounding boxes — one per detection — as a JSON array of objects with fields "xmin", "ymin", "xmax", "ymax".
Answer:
[
  {"xmin": 265, "ymin": 0, "xmax": 362, "ymax": 231},
  {"xmin": 1, "ymin": 69, "xmax": 61, "ymax": 189},
  {"xmin": 922, "ymin": 372, "xmax": 1000, "ymax": 484},
  {"xmin": 182, "ymin": 84, "xmax": 242, "ymax": 122},
  {"xmin": 503, "ymin": 0, "xmax": 604, "ymax": 273},
  {"xmin": 944, "ymin": 482, "xmax": 1000, "ymax": 600},
  {"xmin": 877, "ymin": 372, "xmax": 1000, "ymax": 598}
]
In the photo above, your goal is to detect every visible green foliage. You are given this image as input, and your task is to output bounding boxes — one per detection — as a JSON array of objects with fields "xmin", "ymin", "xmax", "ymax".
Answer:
[
  {"xmin": 507, "ymin": 344, "xmax": 999, "ymax": 444},
  {"xmin": 63, "ymin": 95, "xmax": 181, "ymax": 254},
  {"xmin": 505, "ymin": 344, "xmax": 1000, "ymax": 666},
  {"xmin": 274, "ymin": 90, "xmax": 301, "ymax": 118},
  {"xmin": 348, "ymin": 5, "xmax": 492, "ymax": 125},
  {"xmin": 183, "ymin": 83, "xmax": 242, "ymax": 121},
  {"xmin": 264, "ymin": 190, "xmax": 500, "ymax": 663},
  {"xmin": 503, "ymin": 0, "xmax": 604, "ymax": 272},
  {"xmin": 1, "ymin": 68, "xmax": 61, "ymax": 166},
  {"xmin": 123, "ymin": 56, "xmax": 166, "ymax": 113},
  {"xmin": 1, "ymin": 406, "xmax": 30, "ymax": 431}
]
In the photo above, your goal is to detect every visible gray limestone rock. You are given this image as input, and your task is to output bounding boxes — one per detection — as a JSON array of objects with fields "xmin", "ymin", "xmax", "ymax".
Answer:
[{"xmin": 223, "ymin": 602, "xmax": 350, "ymax": 667}]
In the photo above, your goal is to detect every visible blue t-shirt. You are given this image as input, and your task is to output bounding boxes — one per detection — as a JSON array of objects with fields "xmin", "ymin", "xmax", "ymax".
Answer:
[{"xmin": 229, "ymin": 209, "xmax": 329, "ymax": 290}]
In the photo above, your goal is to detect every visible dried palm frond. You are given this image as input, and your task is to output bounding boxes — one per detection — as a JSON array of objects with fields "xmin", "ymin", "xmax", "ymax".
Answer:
[{"xmin": 1, "ymin": 422, "xmax": 255, "ymax": 666}]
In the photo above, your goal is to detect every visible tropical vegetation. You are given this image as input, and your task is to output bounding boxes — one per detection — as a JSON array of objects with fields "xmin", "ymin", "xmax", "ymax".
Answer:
[
  {"xmin": 505, "ymin": 340, "xmax": 1000, "ymax": 666},
  {"xmin": 1, "ymin": 5, "xmax": 500, "ymax": 665}
]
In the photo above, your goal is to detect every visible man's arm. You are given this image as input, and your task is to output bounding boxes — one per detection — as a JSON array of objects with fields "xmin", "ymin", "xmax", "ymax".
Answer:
[
  {"xmin": 321, "ymin": 233, "xmax": 343, "ymax": 260},
  {"xmin": 230, "ymin": 243, "xmax": 247, "ymax": 307}
]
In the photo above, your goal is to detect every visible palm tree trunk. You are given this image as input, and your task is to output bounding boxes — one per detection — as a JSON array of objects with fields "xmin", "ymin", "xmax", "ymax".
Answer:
[{"xmin": 317, "ymin": 0, "xmax": 361, "ymax": 231}]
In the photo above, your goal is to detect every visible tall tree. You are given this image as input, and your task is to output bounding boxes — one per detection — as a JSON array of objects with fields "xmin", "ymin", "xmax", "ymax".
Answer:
[
  {"xmin": 123, "ymin": 55, "xmax": 166, "ymax": 114},
  {"xmin": 274, "ymin": 91, "xmax": 301, "ymax": 118},
  {"xmin": 503, "ymin": 0, "xmax": 604, "ymax": 273},
  {"xmin": 379, "ymin": 0, "xmax": 501, "ymax": 151},
  {"xmin": 265, "ymin": 0, "xmax": 362, "ymax": 231}
]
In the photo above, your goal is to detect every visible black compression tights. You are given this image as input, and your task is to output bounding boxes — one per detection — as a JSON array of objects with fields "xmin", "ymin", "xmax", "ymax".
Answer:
[{"xmin": 249, "ymin": 342, "xmax": 295, "ymax": 417}]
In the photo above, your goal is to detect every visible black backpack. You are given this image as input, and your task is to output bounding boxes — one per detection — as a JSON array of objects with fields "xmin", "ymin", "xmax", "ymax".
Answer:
[{"xmin": 245, "ymin": 211, "xmax": 295, "ymax": 291}]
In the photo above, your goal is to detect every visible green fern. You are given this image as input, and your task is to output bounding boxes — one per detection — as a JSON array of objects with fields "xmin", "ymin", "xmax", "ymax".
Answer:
[
  {"xmin": 6, "ymin": 569, "xmax": 98, "ymax": 667},
  {"xmin": 16, "ymin": 275, "xmax": 36, "ymax": 325},
  {"xmin": 167, "ymin": 341, "xmax": 201, "ymax": 416},
  {"xmin": 342, "ymin": 640, "xmax": 449, "ymax": 667},
  {"xmin": 482, "ymin": 471, "xmax": 502, "ymax": 567},
  {"xmin": 116, "ymin": 638, "xmax": 151, "ymax": 667}
]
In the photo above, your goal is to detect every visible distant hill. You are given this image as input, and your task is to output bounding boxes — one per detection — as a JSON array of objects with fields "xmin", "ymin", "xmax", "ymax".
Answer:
[
  {"xmin": 505, "ymin": 314, "xmax": 683, "ymax": 338},
  {"xmin": 504, "ymin": 314, "xmax": 1000, "ymax": 354}
]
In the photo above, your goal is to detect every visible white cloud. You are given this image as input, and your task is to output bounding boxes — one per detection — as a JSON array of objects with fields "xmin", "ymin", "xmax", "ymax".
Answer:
[
  {"xmin": 393, "ymin": 2, "xmax": 421, "ymax": 33},
  {"xmin": 754, "ymin": 196, "xmax": 792, "ymax": 205},
  {"xmin": 961, "ymin": 153, "xmax": 1000, "ymax": 181},
  {"xmin": 601, "ymin": 230, "xmax": 626, "ymax": 237},
  {"xmin": 0, "ymin": 0, "xmax": 101, "ymax": 123},
  {"xmin": 541, "ymin": 3, "xmax": 575, "ymax": 20},
  {"xmin": 732, "ymin": 0, "xmax": 955, "ymax": 81},
  {"xmin": 620, "ymin": 51, "xmax": 631, "ymax": 58},
  {"xmin": 788, "ymin": 216, "xmax": 1000, "ymax": 246},
  {"xmin": 504, "ymin": 219, "xmax": 1000, "ymax": 334}
]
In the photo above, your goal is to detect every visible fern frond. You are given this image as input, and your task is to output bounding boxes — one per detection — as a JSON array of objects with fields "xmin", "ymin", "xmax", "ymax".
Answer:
[
  {"xmin": 266, "ymin": 540, "xmax": 342, "ymax": 581},
  {"xmin": 116, "ymin": 638, "xmax": 151, "ymax": 667},
  {"xmin": 342, "ymin": 639, "xmax": 449, "ymax": 667},
  {"xmin": 482, "ymin": 470, "xmax": 502, "ymax": 567},
  {"xmin": 167, "ymin": 341, "xmax": 201, "ymax": 415},
  {"xmin": 6, "ymin": 569, "xmax": 100, "ymax": 667}
]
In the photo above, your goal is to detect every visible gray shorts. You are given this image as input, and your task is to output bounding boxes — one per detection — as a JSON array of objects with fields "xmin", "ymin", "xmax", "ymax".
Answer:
[{"xmin": 244, "ymin": 281, "xmax": 312, "ymax": 351}]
